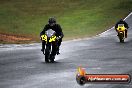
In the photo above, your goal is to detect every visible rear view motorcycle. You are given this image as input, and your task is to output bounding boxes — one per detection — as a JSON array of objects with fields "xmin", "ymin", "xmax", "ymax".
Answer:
[
  {"xmin": 116, "ymin": 24, "xmax": 127, "ymax": 43},
  {"xmin": 40, "ymin": 29, "xmax": 58, "ymax": 63}
]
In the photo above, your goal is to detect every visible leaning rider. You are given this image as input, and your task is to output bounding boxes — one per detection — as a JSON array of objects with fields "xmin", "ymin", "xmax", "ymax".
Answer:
[{"xmin": 40, "ymin": 17, "xmax": 64, "ymax": 54}]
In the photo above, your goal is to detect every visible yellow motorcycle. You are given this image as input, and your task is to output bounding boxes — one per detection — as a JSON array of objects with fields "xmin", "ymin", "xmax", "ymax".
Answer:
[
  {"xmin": 116, "ymin": 24, "xmax": 126, "ymax": 43},
  {"xmin": 40, "ymin": 29, "xmax": 58, "ymax": 63}
]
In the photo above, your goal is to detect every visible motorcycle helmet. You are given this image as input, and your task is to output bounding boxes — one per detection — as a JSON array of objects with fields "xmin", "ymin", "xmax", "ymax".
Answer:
[
  {"xmin": 120, "ymin": 19, "xmax": 123, "ymax": 21},
  {"xmin": 48, "ymin": 17, "xmax": 56, "ymax": 24}
]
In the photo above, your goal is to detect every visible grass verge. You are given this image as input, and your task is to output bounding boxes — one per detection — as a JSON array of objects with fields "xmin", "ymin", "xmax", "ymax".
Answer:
[{"xmin": 0, "ymin": 0, "xmax": 132, "ymax": 43}]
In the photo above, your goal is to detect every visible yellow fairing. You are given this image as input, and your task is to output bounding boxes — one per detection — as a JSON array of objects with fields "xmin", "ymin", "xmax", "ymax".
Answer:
[
  {"xmin": 41, "ymin": 34, "xmax": 56, "ymax": 42},
  {"xmin": 41, "ymin": 34, "xmax": 47, "ymax": 42},
  {"xmin": 117, "ymin": 25, "xmax": 125, "ymax": 32},
  {"xmin": 49, "ymin": 35, "xmax": 56, "ymax": 42}
]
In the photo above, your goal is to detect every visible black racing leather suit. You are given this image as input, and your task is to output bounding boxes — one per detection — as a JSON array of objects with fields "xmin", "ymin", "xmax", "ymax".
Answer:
[
  {"xmin": 115, "ymin": 20, "xmax": 129, "ymax": 37},
  {"xmin": 40, "ymin": 24, "xmax": 64, "ymax": 52}
]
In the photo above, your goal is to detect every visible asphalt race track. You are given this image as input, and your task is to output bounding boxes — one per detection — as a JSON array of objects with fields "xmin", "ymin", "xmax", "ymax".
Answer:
[{"xmin": 0, "ymin": 13, "xmax": 132, "ymax": 88}]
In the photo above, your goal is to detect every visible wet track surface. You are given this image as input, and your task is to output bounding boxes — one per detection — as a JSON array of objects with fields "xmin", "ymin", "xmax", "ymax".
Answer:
[{"xmin": 0, "ymin": 13, "xmax": 132, "ymax": 88}]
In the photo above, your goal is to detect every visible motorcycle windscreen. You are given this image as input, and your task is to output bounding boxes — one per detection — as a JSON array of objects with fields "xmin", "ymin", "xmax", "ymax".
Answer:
[
  {"xmin": 118, "ymin": 24, "xmax": 124, "ymax": 27},
  {"xmin": 45, "ymin": 29, "xmax": 56, "ymax": 38}
]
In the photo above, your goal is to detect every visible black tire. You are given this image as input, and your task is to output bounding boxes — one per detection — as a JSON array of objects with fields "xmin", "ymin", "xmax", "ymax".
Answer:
[
  {"xmin": 45, "ymin": 45, "xmax": 50, "ymax": 63},
  {"xmin": 50, "ymin": 55, "xmax": 55, "ymax": 63},
  {"xmin": 119, "ymin": 33, "xmax": 124, "ymax": 43},
  {"xmin": 49, "ymin": 42, "xmax": 57, "ymax": 63}
]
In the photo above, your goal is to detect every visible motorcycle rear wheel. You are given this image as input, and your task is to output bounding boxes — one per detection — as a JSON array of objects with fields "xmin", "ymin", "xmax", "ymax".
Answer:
[{"xmin": 120, "ymin": 38, "xmax": 124, "ymax": 43}]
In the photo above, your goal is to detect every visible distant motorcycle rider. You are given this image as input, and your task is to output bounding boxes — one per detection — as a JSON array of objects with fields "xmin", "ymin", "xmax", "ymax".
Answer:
[
  {"xmin": 40, "ymin": 17, "xmax": 64, "ymax": 54},
  {"xmin": 115, "ymin": 19, "xmax": 129, "ymax": 38}
]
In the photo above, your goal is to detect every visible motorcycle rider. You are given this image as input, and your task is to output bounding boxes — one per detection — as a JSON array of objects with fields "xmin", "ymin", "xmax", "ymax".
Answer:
[
  {"xmin": 115, "ymin": 19, "xmax": 129, "ymax": 38},
  {"xmin": 40, "ymin": 17, "xmax": 64, "ymax": 55}
]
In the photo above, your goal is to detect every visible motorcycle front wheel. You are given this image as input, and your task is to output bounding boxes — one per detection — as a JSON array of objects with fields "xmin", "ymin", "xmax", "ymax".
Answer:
[
  {"xmin": 45, "ymin": 45, "xmax": 51, "ymax": 63},
  {"xmin": 118, "ymin": 33, "xmax": 124, "ymax": 43}
]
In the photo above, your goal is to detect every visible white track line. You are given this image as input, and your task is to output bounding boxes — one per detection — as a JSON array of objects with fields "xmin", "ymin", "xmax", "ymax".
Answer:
[{"xmin": 124, "ymin": 12, "xmax": 132, "ymax": 20}]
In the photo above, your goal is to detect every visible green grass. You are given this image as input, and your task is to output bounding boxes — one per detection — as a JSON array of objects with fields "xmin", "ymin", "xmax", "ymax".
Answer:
[{"xmin": 0, "ymin": 0, "xmax": 132, "ymax": 43}]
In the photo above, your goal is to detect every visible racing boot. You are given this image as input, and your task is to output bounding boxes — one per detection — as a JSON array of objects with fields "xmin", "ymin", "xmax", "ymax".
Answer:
[
  {"xmin": 125, "ymin": 30, "xmax": 127, "ymax": 38},
  {"xmin": 41, "ymin": 41, "xmax": 45, "ymax": 54},
  {"xmin": 41, "ymin": 49, "xmax": 45, "ymax": 54},
  {"xmin": 56, "ymin": 47, "xmax": 60, "ymax": 55}
]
